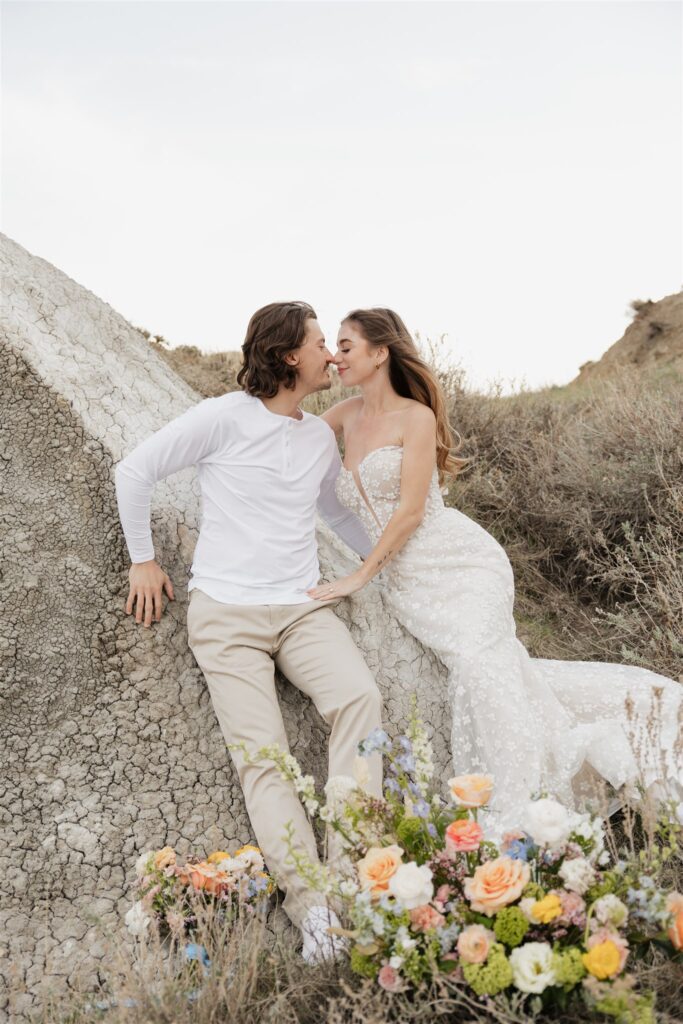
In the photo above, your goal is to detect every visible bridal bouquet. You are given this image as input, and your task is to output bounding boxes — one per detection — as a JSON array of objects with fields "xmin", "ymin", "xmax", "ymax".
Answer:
[
  {"xmin": 241, "ymin": 710, "xmax": 682, "ymax": 1022},
  {"xmin": 125, "ymin": 842, "xmax": 275, "ymax": 939}
]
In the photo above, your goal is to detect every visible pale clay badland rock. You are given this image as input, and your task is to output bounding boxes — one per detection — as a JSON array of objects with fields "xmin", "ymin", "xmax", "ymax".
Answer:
[{"xmin": 0, "ymin": 233, "xmax": 450, "ymax": 1019}]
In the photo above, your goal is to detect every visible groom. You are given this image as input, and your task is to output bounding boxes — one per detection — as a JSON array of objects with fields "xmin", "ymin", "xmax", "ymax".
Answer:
[{"xmin": 115, "ymin": 301, "xmax": 383, "ymax": 960}]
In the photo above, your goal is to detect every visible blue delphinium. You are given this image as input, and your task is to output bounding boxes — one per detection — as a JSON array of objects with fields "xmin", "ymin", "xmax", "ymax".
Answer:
[{"xmin": 359, "ymin": 728, "xmax": 392, "ymax": 756}]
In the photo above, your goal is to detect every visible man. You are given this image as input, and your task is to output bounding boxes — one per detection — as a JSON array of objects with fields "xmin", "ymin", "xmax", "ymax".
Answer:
[{"xmin": 115, "ymin": 301, "xmax": 383, "ymax": 961}]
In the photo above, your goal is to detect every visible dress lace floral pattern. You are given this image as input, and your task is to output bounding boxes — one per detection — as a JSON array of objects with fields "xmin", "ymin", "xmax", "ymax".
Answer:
[{"xmin": 336, "ymin": 446, "xmax": 682, "ymax": 832}]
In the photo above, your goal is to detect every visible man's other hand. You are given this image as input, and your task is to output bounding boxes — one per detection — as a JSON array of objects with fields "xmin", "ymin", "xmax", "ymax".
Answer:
[{"xmin": 126, "ymin": 560, "xmax": 175, "ymax": 627}]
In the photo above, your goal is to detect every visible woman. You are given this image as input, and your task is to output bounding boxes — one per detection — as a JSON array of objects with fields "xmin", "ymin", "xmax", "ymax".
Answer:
[{"xmin": 307, "ymin": 307, "xmax": 682, "ymax": 833}]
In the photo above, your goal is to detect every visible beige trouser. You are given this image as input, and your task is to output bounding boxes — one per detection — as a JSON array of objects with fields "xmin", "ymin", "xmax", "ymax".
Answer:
[{"xmin": 187, "ymin": 588, "xmax": 383, "ymax": 927}]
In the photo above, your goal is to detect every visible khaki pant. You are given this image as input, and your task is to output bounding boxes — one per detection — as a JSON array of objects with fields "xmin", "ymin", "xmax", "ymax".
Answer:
[{"xmin": 187, "ymin": 588, "xmax": 383, "ymax": 927}]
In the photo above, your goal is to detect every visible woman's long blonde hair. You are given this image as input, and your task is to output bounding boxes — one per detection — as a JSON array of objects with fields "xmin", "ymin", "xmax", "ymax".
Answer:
[{"xmin": 343, "ymin": 307, "xmax": 467, "ymax": 484}]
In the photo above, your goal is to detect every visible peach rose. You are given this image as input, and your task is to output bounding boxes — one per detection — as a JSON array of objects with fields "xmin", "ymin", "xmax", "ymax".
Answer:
[
  {"xmin": 357, "ymin": 845, "xmax": 404, "ymax": 898},
  {"xmin": 409, "ymin": 904, "xmax": 446, "ymax": 932},
  {"xmin": 457, "ymin": 924, "xmax": 495, "ymax": 964},
  {"xmin": 447, "ymin": 774, "xmax": 494, "ymax": 808},
  {"xmin": 666, "ymin": 892, "xmax": 683, "ymax": 950},
  {"xmin": 464, "ymin": 856, "xmax": 531, "ymax": 916},
  {"xmin": 445, "ymin": 819, "xmax": 484, "ymax": 854},
  {"xmin": 153, "ymin": 846, "xmax": 176, "ymax": 870}
]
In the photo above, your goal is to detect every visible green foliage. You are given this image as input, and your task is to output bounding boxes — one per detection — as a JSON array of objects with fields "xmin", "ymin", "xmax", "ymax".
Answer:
[{"xmin": 350, "ymin": 946, "xmax": 379, "ymax": 979}]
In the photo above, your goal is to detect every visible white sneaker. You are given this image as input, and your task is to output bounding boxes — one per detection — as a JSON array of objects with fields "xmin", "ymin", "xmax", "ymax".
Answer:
[{"xmin": 300, "ymin": 905, "xmax": 347, "ymax": 964}]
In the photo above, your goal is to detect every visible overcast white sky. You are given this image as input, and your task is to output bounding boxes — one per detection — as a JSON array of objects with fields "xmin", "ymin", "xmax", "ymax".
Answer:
[{"xmin": 2, "ymin": 1, "xmax": 681, "ymax": 390}]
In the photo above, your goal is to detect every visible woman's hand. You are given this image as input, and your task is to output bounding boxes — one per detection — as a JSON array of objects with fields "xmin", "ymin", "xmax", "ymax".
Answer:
[{"xmin": 307, "ymin": 569, "xmax": 368, "ymax": 601}]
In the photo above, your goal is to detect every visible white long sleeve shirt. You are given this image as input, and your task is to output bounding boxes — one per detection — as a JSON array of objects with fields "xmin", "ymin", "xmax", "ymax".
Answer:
[{"xmin": 114, "ymin": 390, "xmax": 372, "ymax": 605}]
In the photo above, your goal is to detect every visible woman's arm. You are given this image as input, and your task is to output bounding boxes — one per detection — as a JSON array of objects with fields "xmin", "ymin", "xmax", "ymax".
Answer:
[
  {"xmin": 321, "ymin": 395, "xmax": 361, "ymax": 438},
  {"xmin": 307, "ymin": 404, "xmax": 437, "ymax": 599}
]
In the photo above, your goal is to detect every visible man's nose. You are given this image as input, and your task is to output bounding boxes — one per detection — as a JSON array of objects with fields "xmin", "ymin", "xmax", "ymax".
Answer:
[
  {"xmin": 330, "ymin": 350, "xmax": 342, "ymax": 365},
  {"xmin": 325, "ymin": 348, "xmax": 337, "ymax": 363}
]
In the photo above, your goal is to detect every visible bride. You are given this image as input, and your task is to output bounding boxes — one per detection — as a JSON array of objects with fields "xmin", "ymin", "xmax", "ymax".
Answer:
[{"xmin": 307, "ymin": 306, "xmax": 682, "ymax": 832}]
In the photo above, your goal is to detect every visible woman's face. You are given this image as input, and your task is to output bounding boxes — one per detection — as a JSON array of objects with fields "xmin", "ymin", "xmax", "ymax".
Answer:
[{"xmin": 333, "ymin": 320, "xmax": 382, "ymax": 387}]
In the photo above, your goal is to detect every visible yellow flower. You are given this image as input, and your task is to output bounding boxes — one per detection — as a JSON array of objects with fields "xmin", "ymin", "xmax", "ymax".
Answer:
[
  {"xmin": 234, "ymin": 844, "xmax": 261, "ymax": 857},
  {"xmin": 531, "ymin": 893, "xmax": 563, "ymax": 924},
  {"xmin": 207, "ymin": 850, "xmax": 230, "ymax": 864},
  {"xmin": 582, "ymin": 940, "xmax": 621, "ymax": 980}
]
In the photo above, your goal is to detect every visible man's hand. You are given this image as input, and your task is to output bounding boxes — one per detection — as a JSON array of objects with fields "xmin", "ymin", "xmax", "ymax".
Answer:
[{"xmin": 125, "ymin": 560, "xmax": 175, "ymax": 627}]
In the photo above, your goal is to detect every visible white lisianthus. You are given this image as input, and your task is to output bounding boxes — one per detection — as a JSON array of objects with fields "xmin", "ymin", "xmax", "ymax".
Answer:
[
  {"xmin": 509, "ymin": 942, "xmax": 557, "ymax": 994},
  {"xmin": 389, "ymin": 955, "xmax": 404, "ymax": 969},
  {"xmin": 134, "ymin": 851, "xmax": 154, "ymax": 878},
  {"xmin": 353, "ymin": 757, "xmax": 371, "ymax": 792},
  {"xmin": 593, "ymin": 894, "xmax": 628, "ymax": 928},
  {"xmin": 388, "ymin": 862, "xmax": 434, "ymax": 910},
  {"xmin": 125, "ymin": 901, "xmax": 151, "ymax": 937},
  {"xmin": 218, "ymin": 848, "xmax": 265, "ymax": 875},
  {"xmin": 524, "ymin": 798, "xmax": 572, "ymax": 849},
  {"xmin": 558, "ymin": 856, "xmax": 595, "ymax": 895}
]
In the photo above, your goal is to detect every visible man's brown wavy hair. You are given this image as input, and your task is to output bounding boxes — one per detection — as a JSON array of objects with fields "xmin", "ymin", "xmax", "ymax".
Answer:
[{"xmin": 237, "ymin": 301, "xmax": 317, "ymax": 397}]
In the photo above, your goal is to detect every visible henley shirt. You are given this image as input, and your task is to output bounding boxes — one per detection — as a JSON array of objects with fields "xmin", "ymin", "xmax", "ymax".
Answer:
[{"xmin": 114, "ymin": 390, "xmax": 372, "ymax": 605}]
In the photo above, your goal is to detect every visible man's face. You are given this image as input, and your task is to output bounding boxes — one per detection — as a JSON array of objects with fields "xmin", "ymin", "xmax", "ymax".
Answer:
[{"xmin": 287, "ymin": 318, "xmax": 335, "ymax": 393}]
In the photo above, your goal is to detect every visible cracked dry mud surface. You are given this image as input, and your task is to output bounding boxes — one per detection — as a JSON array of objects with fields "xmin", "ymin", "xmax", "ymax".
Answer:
[{"xmin": 0, "ymin": 233, "xmax": 451, "ymax": 1021}]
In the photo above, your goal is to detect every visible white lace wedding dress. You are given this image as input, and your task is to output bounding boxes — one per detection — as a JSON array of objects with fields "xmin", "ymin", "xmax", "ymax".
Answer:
[{"xmin": 335, "ymin": 445, "xmax": 682, "ymax": 831}]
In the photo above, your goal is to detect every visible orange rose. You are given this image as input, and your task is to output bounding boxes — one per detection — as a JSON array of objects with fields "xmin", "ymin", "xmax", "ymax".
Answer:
[
  {"xmin": 464, "ymin": 856, "xmax": 530, "ymax": 916},
  {"xmin": 666, "ymin": 892, "xmax": 683, "ymax": 950},
  {"xmin": 188, "ymin": 862, "xmax": 233, "ymax": 896},
  {"xmin": 447, "ymin": 774, "xmax": 494, "ymax": 808},
  {"xmin": 445, "ymin": 819, "xmax": 484, "ymax": 854},
  {"xmin": 357, "ymin": 845, "xmax": 403, "ymax": 898}
]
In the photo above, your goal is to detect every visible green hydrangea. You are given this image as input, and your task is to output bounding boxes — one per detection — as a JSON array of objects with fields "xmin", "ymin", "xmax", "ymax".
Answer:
[
  {"xmin": 493, "ymin": 907, "xmax": 529, "ymax": 948},
  {"xmin": 350, "ymin": 946, "xmax": 379, "ymax": 979},
  {"xmin": 522, "ymin": 881, "xmax": 545, "ymax": 900},
  {"xmin": 593, "ymin": 990, "xmax": 655, "ymax": 1024},
  {"xmin": 396, "ymin": 816, "xmax": 424, "ymax": 850},
  {"xmin": 551, "ymin": 947, "xmax": 586, "ymax": 988},
  {"xmin": 401, "ymin": 946, "xmax": 433, "ymax": 986},
  {"xmin": 462, "ymin": 942, "xmax": 513, "ymax": 996}
]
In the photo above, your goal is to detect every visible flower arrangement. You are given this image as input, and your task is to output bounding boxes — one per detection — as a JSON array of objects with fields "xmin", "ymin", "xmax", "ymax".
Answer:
[
  {"xmin": 125, "ymin": 842, "xmax": 275, "ymax": 939},
  {"xmin": 241, "ymin": 709, "xmax": 682, "ymax": 1021}
]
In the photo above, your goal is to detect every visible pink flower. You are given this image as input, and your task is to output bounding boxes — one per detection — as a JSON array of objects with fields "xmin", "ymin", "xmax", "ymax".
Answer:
[
  {"xmin": 456, "ymin": 924, "xmax": 495, "ymax": 964},
  {"xmin": 378, "ymin": 965, "xmax": 406, "ymax": 992},
  {"xmin": 557, "ymin": 890, "xmax": 586, "ymax": 928},
  {"xmin": 435, "ymin": 884, "xmax": 452, "ymax": 904},
  {"xmin": 445, "ymin": 819, "xmax": 484, "ymax": 854},
  {"xmin": 587, "ymin": 927, "xmax": 629, "ymax": 972},
  {"xmin": 409, "ymin": 904, "xmax": 446, "ymax": 932}
]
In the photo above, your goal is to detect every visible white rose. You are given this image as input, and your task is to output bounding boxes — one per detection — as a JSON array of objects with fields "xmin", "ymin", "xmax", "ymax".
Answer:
[
  {"xmin": 125, "ymin": 901, "xmax": 151, "ymax": 937},
  {"xmin": 134, "ymin": 850, "xmax": 153, "ymax": 878},
  {"xmin": 558, "ymin": 856, "xmax": 595, "ymax": 895},
  {"xmin": 593, "ymin": 894, "xmax": 628, "ymax": 928},
  {"xmin": 524, "ymin": 798, "xmax": 571, "ymax": 849},
  {"xmin": 388, "ymin": 862, "xmax": 434, "ymax": 910},
  {"xmin": 509, "ymin": 942, "xmax": 557, "ymax": 994}
]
